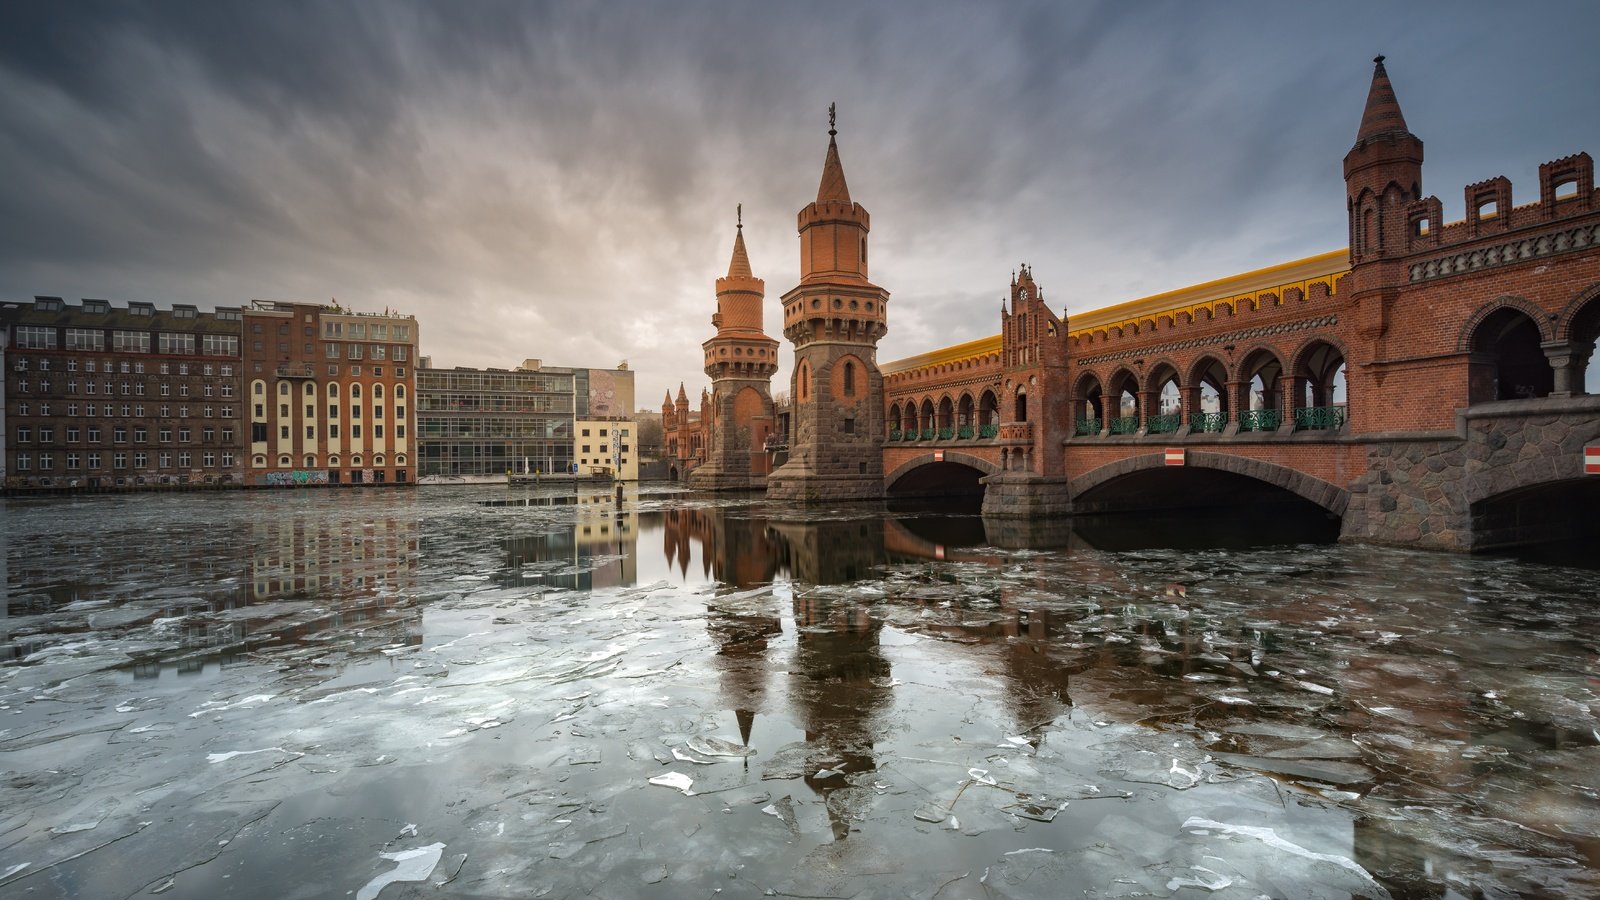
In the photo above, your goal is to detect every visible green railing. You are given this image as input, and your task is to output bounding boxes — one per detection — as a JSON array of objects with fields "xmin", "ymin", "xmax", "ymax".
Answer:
[
  {"xmin": 938, "ymin": 427, "xmax": 954, "ymax": 440},
  {"xmin": 1239, "ymin": 408, "xmax": 1282, "ymax": 432},
  {"xmin": 957, "ymin": 425, "xmax": 974, "ymax": 439},
  {"xmin": 1075, "ymin": 417, "xmax": 1101, "ymax": 436},
  {"xmin": 1146, "ymin": 414, "xmax": 1181, "ymax": 435},
  {"xmin": 1293, "ymin": 406, "xmax": 1346, "ymax": 431},
  {"xmin": 1109, "ymin": 415, "xmax": 1140, "ymax": 435},
  {"xmin": 1189, "ymin": 411, "xmax": 1227, "ymax": 433},
  {"xmin": 920, "ymin": 429, "xmax": 935, "ymax": 441},
  {"xmin": 978, "ymin": 424, "xmax": 999, "ymax": 439}
]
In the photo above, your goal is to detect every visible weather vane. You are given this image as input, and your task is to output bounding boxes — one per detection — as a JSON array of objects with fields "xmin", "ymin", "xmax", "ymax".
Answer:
[{"xmin": 828, "ymin": 102, "xmax": 836, "ymax": 135}]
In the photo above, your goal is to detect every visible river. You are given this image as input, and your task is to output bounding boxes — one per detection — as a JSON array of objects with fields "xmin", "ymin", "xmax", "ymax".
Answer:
[{"xmin": 1, "ymin": 485, "xmax": 1595, "ymax": 898}]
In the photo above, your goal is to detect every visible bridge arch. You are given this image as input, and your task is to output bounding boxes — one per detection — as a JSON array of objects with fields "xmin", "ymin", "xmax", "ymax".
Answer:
[
  {"xmin": 1463, "ymin": 297, "xmax": 1555, "ymax": 402},
  {"xmin": 1072, "ymin": 371, "xmax": 1105, "ymax": 427},
  {"xmin": 1106, "ymin": 367, "xmax": 1140, "ymax": 424},
  {"xmin": 1557, "ymin": 283, "xmax": 1600, "ymax": 394},
  {"xmin": 1069, "ymin": 451, "xmax": 1349, "ymax": 515},
  {"xmin": 1457, "ymin": 295, "xmax": 1556, "ymax": 350},
  {"xmin": 1288, "ymin": 336, "xmax": 1350, "ymax": 414},
  {"xmin": 884, "ymin": 450, "xmax": 1001, "ymax": 498}
]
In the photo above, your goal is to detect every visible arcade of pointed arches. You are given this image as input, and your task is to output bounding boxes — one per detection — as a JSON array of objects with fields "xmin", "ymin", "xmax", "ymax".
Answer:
[{"xmin": 887, "ymin": 388, "xmax": 1001, "ymax": 440}]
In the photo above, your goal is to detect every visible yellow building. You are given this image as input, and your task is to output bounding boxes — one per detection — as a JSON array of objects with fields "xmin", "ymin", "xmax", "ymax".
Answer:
[{"xmin": 573, "ymin": 417, "xmax": 638, "ymax": 480}]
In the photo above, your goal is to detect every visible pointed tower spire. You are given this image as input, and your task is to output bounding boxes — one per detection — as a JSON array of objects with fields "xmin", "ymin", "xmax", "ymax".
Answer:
[
  {"xmin": 817, "ymin": 102, "xmax": 851, "ymax": 203},
  {"xmin": 1355, "ymin": 55, "xmax": 1410, "ymax": 145},
  {"xmin": 727, "ymin": 206, "xmax": 753, "ymax": 279},
  {"xmin": 677, "ymin": 382, "xmax": 688, "ymax": 403}
]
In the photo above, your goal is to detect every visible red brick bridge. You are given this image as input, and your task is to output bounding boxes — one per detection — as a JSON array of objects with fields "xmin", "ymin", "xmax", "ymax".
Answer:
[{"xmin": 876, "ymin": 60, "xmax": 1600, "ymax": 552}]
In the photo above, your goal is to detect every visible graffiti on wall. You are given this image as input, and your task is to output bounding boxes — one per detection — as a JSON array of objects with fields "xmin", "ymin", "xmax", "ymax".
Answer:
[{"xmin": 264, "ymin": 470, "xmax": 331, "ymax": 487}]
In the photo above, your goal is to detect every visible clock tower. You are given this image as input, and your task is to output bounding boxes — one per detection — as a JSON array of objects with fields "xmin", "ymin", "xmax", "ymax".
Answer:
[{"xmin": 767, "ymin": 106, "xmax": 890, "ymax": 502}]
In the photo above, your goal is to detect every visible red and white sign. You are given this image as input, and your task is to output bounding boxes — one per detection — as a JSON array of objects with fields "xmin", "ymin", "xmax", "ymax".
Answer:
[
  {"xmin": 1585, "ymin": 446, "xmax": 1600, "ymax": 475},
  {"xmin": 1165, "ymin": 448, "xmax": 1186, "ymax": 466},
  {"xmin": 933, "ymin": 450, "xmax": 945, "ymax": 462}
]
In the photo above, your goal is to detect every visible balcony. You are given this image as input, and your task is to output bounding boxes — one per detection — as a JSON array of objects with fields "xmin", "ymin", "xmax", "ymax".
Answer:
[
  {"xmin": 1075, "ymin": 417, "xmax": 1101, "ymax": 436},
  {"xmin": 1108, "ymin": 415, "xmax": 1140, "ymax": 435},
  {"xmin": 276, "ymin": 364, "xmax": 316, "ymax": 379},
  {"xmin": 1239, "ymin": 408, "xmax": 1282, "ymax": 432},
  {"xmin": 1189, "ymin": 411, "xmax": 1227, "ymax": 434},
  {"xmin": 1293, "ymin": 406, "xmax": 1346, "ymax": 431},
  {"xmin": 1145, "ymin": 414, "xmax": 1181, "ymax": 435}
]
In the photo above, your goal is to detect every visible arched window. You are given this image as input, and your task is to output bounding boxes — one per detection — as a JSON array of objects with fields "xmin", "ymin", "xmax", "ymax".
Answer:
[
  {"xmin": 374, "ymin": 384, "xmax": 384, "ymax": 399},
  {"xmin": 799, "ymin": 363, "xmax": 809, "ymax": 400},
  {"xmin": 278, "ymin": 454, "xmax": 291, "ymax": 467},
  {"xmin": 278, "ymin": 382, "xmax": 289, "ymax": 396},
  {"xmin": 329, "ymin": 455, "xmax": 340, "ymax": 467},
  {"xmin": 374, "ymin": 454, "xmax": 385, "ymax": 466},
  {"xmin": 396, "ymin": 385, "xmax": 406, "ymax": 399},
  {"xmin": 304, "ymin": 382, "xmax": 315, "ymax": 396},
  {"xmin": 328, "ymin": 383, "xmax": 339, "ymax": 397},
  {"xmin": 1469, "ymin": 307, "xmax": 1551, "ymax": 402},
  {"xmin": 396, "ymin": 454, "xmax": 406, "ymax": 465},
  {"xmin": 843, "ymin": 361, "xmax": 855, "ymax": 397},
  {"xmin": 1016, "ymin": 388, "xmax": 1028, "ymax": 423},
  {"xmin": 304, "ymin": 455, "xmax": 316, "ymax": 468},
  {"xmin": 352, "ymin": 384, "xmax": 362, "ymax": 399},
  {"xmin": 253, "ymin": 454, "xmax": 266, "ymax": 467},
  {"xmin": 253, "ymin": 381, "xmax": 264, "ymax": 395}
]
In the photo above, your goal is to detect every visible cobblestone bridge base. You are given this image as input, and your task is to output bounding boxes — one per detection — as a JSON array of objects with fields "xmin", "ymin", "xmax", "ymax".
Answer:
[
  {"xmin": 979, "ymin": 472, "xmax": 1073, "ymax": 520},
  {"xmin": 1342, "ymin": 397, "xmax": 1600, "ymax": 552}
]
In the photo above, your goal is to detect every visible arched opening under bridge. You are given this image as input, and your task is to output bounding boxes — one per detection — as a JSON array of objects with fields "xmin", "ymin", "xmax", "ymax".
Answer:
[
  {"xmin": 1470, "ymin": 477, "xmax": 1600, "ymax": 560},
  {"xmin": 884, "ymin": 452, "xmax": 997, "ymax": 504}
]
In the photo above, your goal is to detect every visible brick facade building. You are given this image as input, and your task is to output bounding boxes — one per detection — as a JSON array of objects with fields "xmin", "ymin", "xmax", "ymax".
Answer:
[
  {"xmin": 241, "ymin": 302, "xmax": 419, "ymax": 486},
  {"xmin": 2, "ymin": 297, "xmax": 244, "ymax": 488}
]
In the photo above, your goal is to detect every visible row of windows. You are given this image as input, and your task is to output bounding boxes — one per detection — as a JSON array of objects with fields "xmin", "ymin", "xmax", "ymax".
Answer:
[
  {"xmin": 12, "ymin": 402, "xmax": 234, "ymax": 418},
  {"xmin": 322, "ymin": 342, "xmax": 409, "ymax": 361},
  {"xmin": 415, "ymin": 417, "xmax": 574, "ymax": 440},
  {"xmin": 11, "ymin": 450, "xmax": 236, "ymax": 471},
  {"xmin": 251, "ymin": 423, "xmax": 406, "ymax": 442},
  {"xmin": 319, "ymin": 321, "xmax": 412, "ymax": 341},
  {"xmin": 579, "ymin": 427, "xmax": 630, "ymax": 438},
  {"xmin": 256, "ymin": 403, "xmax": 406, "ymax": 421},
  {"xmin": 257, "ymin": 452, "xmax": 406, "ymax": 467},
  {"xmin": 11, "ymin": 357, "xmax": 235, "ymax": 376},
  {"xmin": 255, "ymin": 381, "xmax": 405, "ymax": 399},
  {"xmin": 416, "ymin": 372, "xmax": 571, "ymax": 394},
  {"xmin": 415, "ymin": 395, "xmax": 572, "ymax": 413},
  {"xmin": 13, "ymin": 380, "xmax": 233, "ymax": 398},
  {"xmin": 14, "ymin": 425, "xmax": 234, "ymax": 444}
]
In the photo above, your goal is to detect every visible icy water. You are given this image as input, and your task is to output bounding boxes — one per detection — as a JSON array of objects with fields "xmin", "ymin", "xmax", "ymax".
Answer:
[{"xmin": 1, "ymin": 486, "xmax": 1597, "ymax": 899}]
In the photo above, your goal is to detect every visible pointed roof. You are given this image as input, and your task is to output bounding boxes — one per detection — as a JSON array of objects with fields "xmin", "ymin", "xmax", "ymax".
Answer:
[
  {"xmin": 727, "ymin": 227, "xmax": 752, "ymax": 279},
  {"xmin": 677, "ymin": 383, "xmax": 688, "ymax": 403},
  {"xmin": 664, "ymin": 390, "xmax": 673, "ymax": 407},
  {"xmin": 816, "ymin": 118, "xmax": 851, "ymax": 203},
  {"xmin": 1355, "ymin": 55, "xmax": 1410, "ymax": 144}
]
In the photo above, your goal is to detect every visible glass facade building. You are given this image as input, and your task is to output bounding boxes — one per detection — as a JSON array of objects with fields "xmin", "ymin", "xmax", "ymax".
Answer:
[{"xmin": 416, "ymin": 365, "xmax": 577, "ymax": 477}]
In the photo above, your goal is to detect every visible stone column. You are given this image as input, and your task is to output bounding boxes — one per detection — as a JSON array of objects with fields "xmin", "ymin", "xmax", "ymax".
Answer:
[{"xmin": 1542, "ymin": 340, "xmax": 1581, "ymax": 398}]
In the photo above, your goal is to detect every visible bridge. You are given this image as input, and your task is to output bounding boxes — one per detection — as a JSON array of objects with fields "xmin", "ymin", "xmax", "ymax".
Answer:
[{"xmin": 669, "ymin": 58, "xmax": 1600, "ymax": 552}]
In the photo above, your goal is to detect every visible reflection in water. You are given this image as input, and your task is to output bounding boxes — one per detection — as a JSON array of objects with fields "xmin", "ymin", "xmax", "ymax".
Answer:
[{"xmin": 3, "ymin": 488, "xmax": 1598, "ymax": 898}]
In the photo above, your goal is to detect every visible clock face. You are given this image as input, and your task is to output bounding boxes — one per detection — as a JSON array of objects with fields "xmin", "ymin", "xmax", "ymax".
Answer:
[{"xmin": 1018, "ymin": 288, "xmax": 1030, "ymax": 302}]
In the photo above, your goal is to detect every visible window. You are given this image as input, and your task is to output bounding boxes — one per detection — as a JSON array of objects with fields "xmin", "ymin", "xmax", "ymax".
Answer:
[
  {"xmin": 305, "ymin": 404, "xmax": 314, "ymax": 418},
  {"xmin": 159, "ymin": 405, "xmax": 169, "ymax": 417},
  {"xmin": 204, "ymin": 406, "xmax": 213, "ymax": 418},
  {"xmin": 352, "ymin": 424, "xmax": 362, "ymax": 438},
  {"xmin": 371, "ymin": 367, "xmax": 383, "ymax": 378},
  {"xmin": 372, "ymin": 345, "xmax": 387, "ymax": 360},
  {"xmin": 353, "ymin": 405, "xmax": 363, "ymax": 418},
  {"xmin": 221, "ymin": 365, "xmax": 232, "ymax": 376},
  {"xmin": 16, "ymin": 402, "xmax": 27, "ymax": 416},
  {"xmin": 375, "ymin": 405, "xmax": 384, "ymax": 419},
  {"xmin": 159, "ymin": 384, "xmax": 169, "ymax": 397},
  {"xmin": 64, "ymin": 327, "xmax": 102, "ymax": 352},
  {"xmin": 347, "ymin": 343, "xmax": 363, "ymax": 360},
  {"xmin": 221, "ymin": 452, "xmax": 234, "ymax": 467},
  {"xmin": 88, "ymin": 427, "xmax": 102, "ymax": 443},
  {"xmin": 600, "ymin": 428, "xmax": 608, "ymax": 437},
  {"xmin": 394, "ymin": 346, "xmax": 408, "ymax": 362},
  {"xmin": 374, "ymin": 424, "xmax": 384, "ymax": 438},
  {"xmin": 135, "ymin": 383, "xmax": 144, "ymax": 396},
  {"xmin": 157, "ymin": 333, "xmax": 197, "ymax": 355},
  {"xmin": 66, "ymin": 453, "xmax": 80, "ymax": 470},
  {"xmin": 15, "ymin": 326, "xmax": 56, "ymax": 349},
  {"xmin": 305, "ymin": 426, "xmax": 315, "ymax": 439},
  {"xmin": 134, "ymin": 452, "xmax": 148, "ymax": 467},
  {"xmin": 350, "ymin": 365, "xmax": 362, "ymax": 376},
  {"xmin": 221, "ymin": 384, "xmax": 232, "ymax": 398},
  {"xmin": 159, "ymin": 428, "xmax": 172, "ymax": 443},
  {"xmin": 278, "ymin": 382, "xmax": 289, "ymax": 396},
  {"xmin": 280, "ymin": 426, "xmax": 289, "ymax": 439},
  {"xmin": 37, "ymin": 427, "xmax": 52, "ymax": 443},
  {"xmin": 177, "ymin": 452, "xmax": 191, "ymax": 467},
  {"xmin": 66, "ymin": 427, "xmax": 80, "ymax": 443},
  {"xmin": 396, "ymin": 406, "xmax": 405, "ymax": 419},
  {"xmin": 203, "ymin": 452, "xmax": 216, "ymax": 467},
  {"xmin": 254, "ymin": 382, "xmax": 264, "ymax": 395},
  {"xmin": 325, "ymin": 342, "xmax": 341, "ymax": 358},
  {"xmin": 114, "ymin": 452, "xmax": 127, "ymax": 469},
  {"xmin": 221, "ymin": 427, "xmax": 233, "ymax": 443},
  {"xmin": 202, "ymin": 427, "xmax": 214, "ymax": 442},
  {"xmin": 134, "ymin": 427, "xmax": 148, "ymax": 443},
  {"xmin": 202, "ymin": 334, "xmax": 238, "ymax": 356},
  {"xmin": 254, "ymin": 404, "xmax": 264, "ymax": 418},
  {"xmin": 251, "ymin": 423, "xmax": 267, "ymax": 443},
  {"xmin": 15, "ymin": 453, "xmax": 29, "ymax": 471},
  {"xmin": 203, "ymin": 384, "xmax": 213, "ymax": 397},
  {"xmin": 280, "ymin": 404, "xmax": 289, "ymax": 417},
  {"xmin": 112, "ymin": 331, "xmax": 150, "ymax": 353},
  {"xmin": 396, "ymin": 424, "xmax": 405, "ymax": 438},
  {"xmin": 113, "ymin": 427, "xmax": 128, "ymax": 443},
  {"xmin": 178, "ymin": 428, "xmax": 191, "ymax": 443},
  {"xmin": 15, "ymin": 426, "xmax": 31, "ymax": 443},
  {"xmin": 179, "ymin": 384, "xmax": 189, "ymax": 398},
  {"xmin": 159, "ymin": 452, "xmax": 172, "ymax": 468},
  {"xmin": 87, "ymin": 452, "xmax": 101, "ymax": 469},
  {"xmin": 329, "ymin": 424, "xmax": 339, "ymax": 438}
]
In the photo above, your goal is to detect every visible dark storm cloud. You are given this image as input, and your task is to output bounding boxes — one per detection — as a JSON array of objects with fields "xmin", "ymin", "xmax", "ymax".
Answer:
[{"xmin": 2, "ymin": 1, "xmax": 1597, "ymax": 406}]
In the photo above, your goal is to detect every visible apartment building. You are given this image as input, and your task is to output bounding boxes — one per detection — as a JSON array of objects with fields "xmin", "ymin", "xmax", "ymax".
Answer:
[
  {"xmin": 241, "ymin": 302, "xmax": 418, "ymax": 486},
  {"xmin": 1, "ymin": 296, "xmax": 244, "ymax": 488}
]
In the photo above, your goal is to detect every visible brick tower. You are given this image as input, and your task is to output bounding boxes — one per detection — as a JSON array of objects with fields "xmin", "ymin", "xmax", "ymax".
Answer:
[
  {"xmin": 1344, "ymin": 55, "xmax": 1424, "ymax": 356},
  {"xmin": 767, "ymin": 106, "xmax": 890, "ymax": 502},
  {"xmin": 689, "ymin": 214, "xmax": 780, "ymax": 492}
]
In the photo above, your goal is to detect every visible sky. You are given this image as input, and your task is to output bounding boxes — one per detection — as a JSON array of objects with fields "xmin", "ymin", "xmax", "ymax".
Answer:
[{"xmin": 3, "ymin": 1, "xmax": 1598, "ymax": 410}]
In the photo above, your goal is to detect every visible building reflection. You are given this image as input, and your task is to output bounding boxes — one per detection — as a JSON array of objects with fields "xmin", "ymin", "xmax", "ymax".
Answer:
[{"xmin": 496, "ymin": 487, "xmax": 638, "ymax": 590}]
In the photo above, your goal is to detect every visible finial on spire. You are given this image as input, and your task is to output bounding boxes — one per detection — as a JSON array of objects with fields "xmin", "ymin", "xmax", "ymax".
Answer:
[
  {"xmin": 828, "ymin": 102, "xmax": 836, "ymax": 136},
  {"xmin": 1374, "ymin": 54, "xmax": 1385, "ymax": 65},
  {"xmin": 736, "ymin": 203, "xmax": 742, "ymax": 230}
]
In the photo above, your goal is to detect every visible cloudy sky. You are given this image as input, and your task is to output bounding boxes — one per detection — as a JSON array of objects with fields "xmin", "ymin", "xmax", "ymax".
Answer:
[{"xmin": 3, "ymin": 1, "xmax": 1597, "ymax": 408}]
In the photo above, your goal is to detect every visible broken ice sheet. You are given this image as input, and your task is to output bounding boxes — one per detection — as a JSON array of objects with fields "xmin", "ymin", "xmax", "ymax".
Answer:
[
  {"xmin": 1004, "ymin": 796, "xmax": 1067, "ymax": 822},
  {"xmin": 356, "ymin": 842, "xmax": 446, "ymax": 900},
  {"xmin": 648, "ymin": 772, "xmax": 694, "ymax": 794},
  {"xmin": 685, "ymin": 735, "xmax": 756, "ymax": 758}
]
